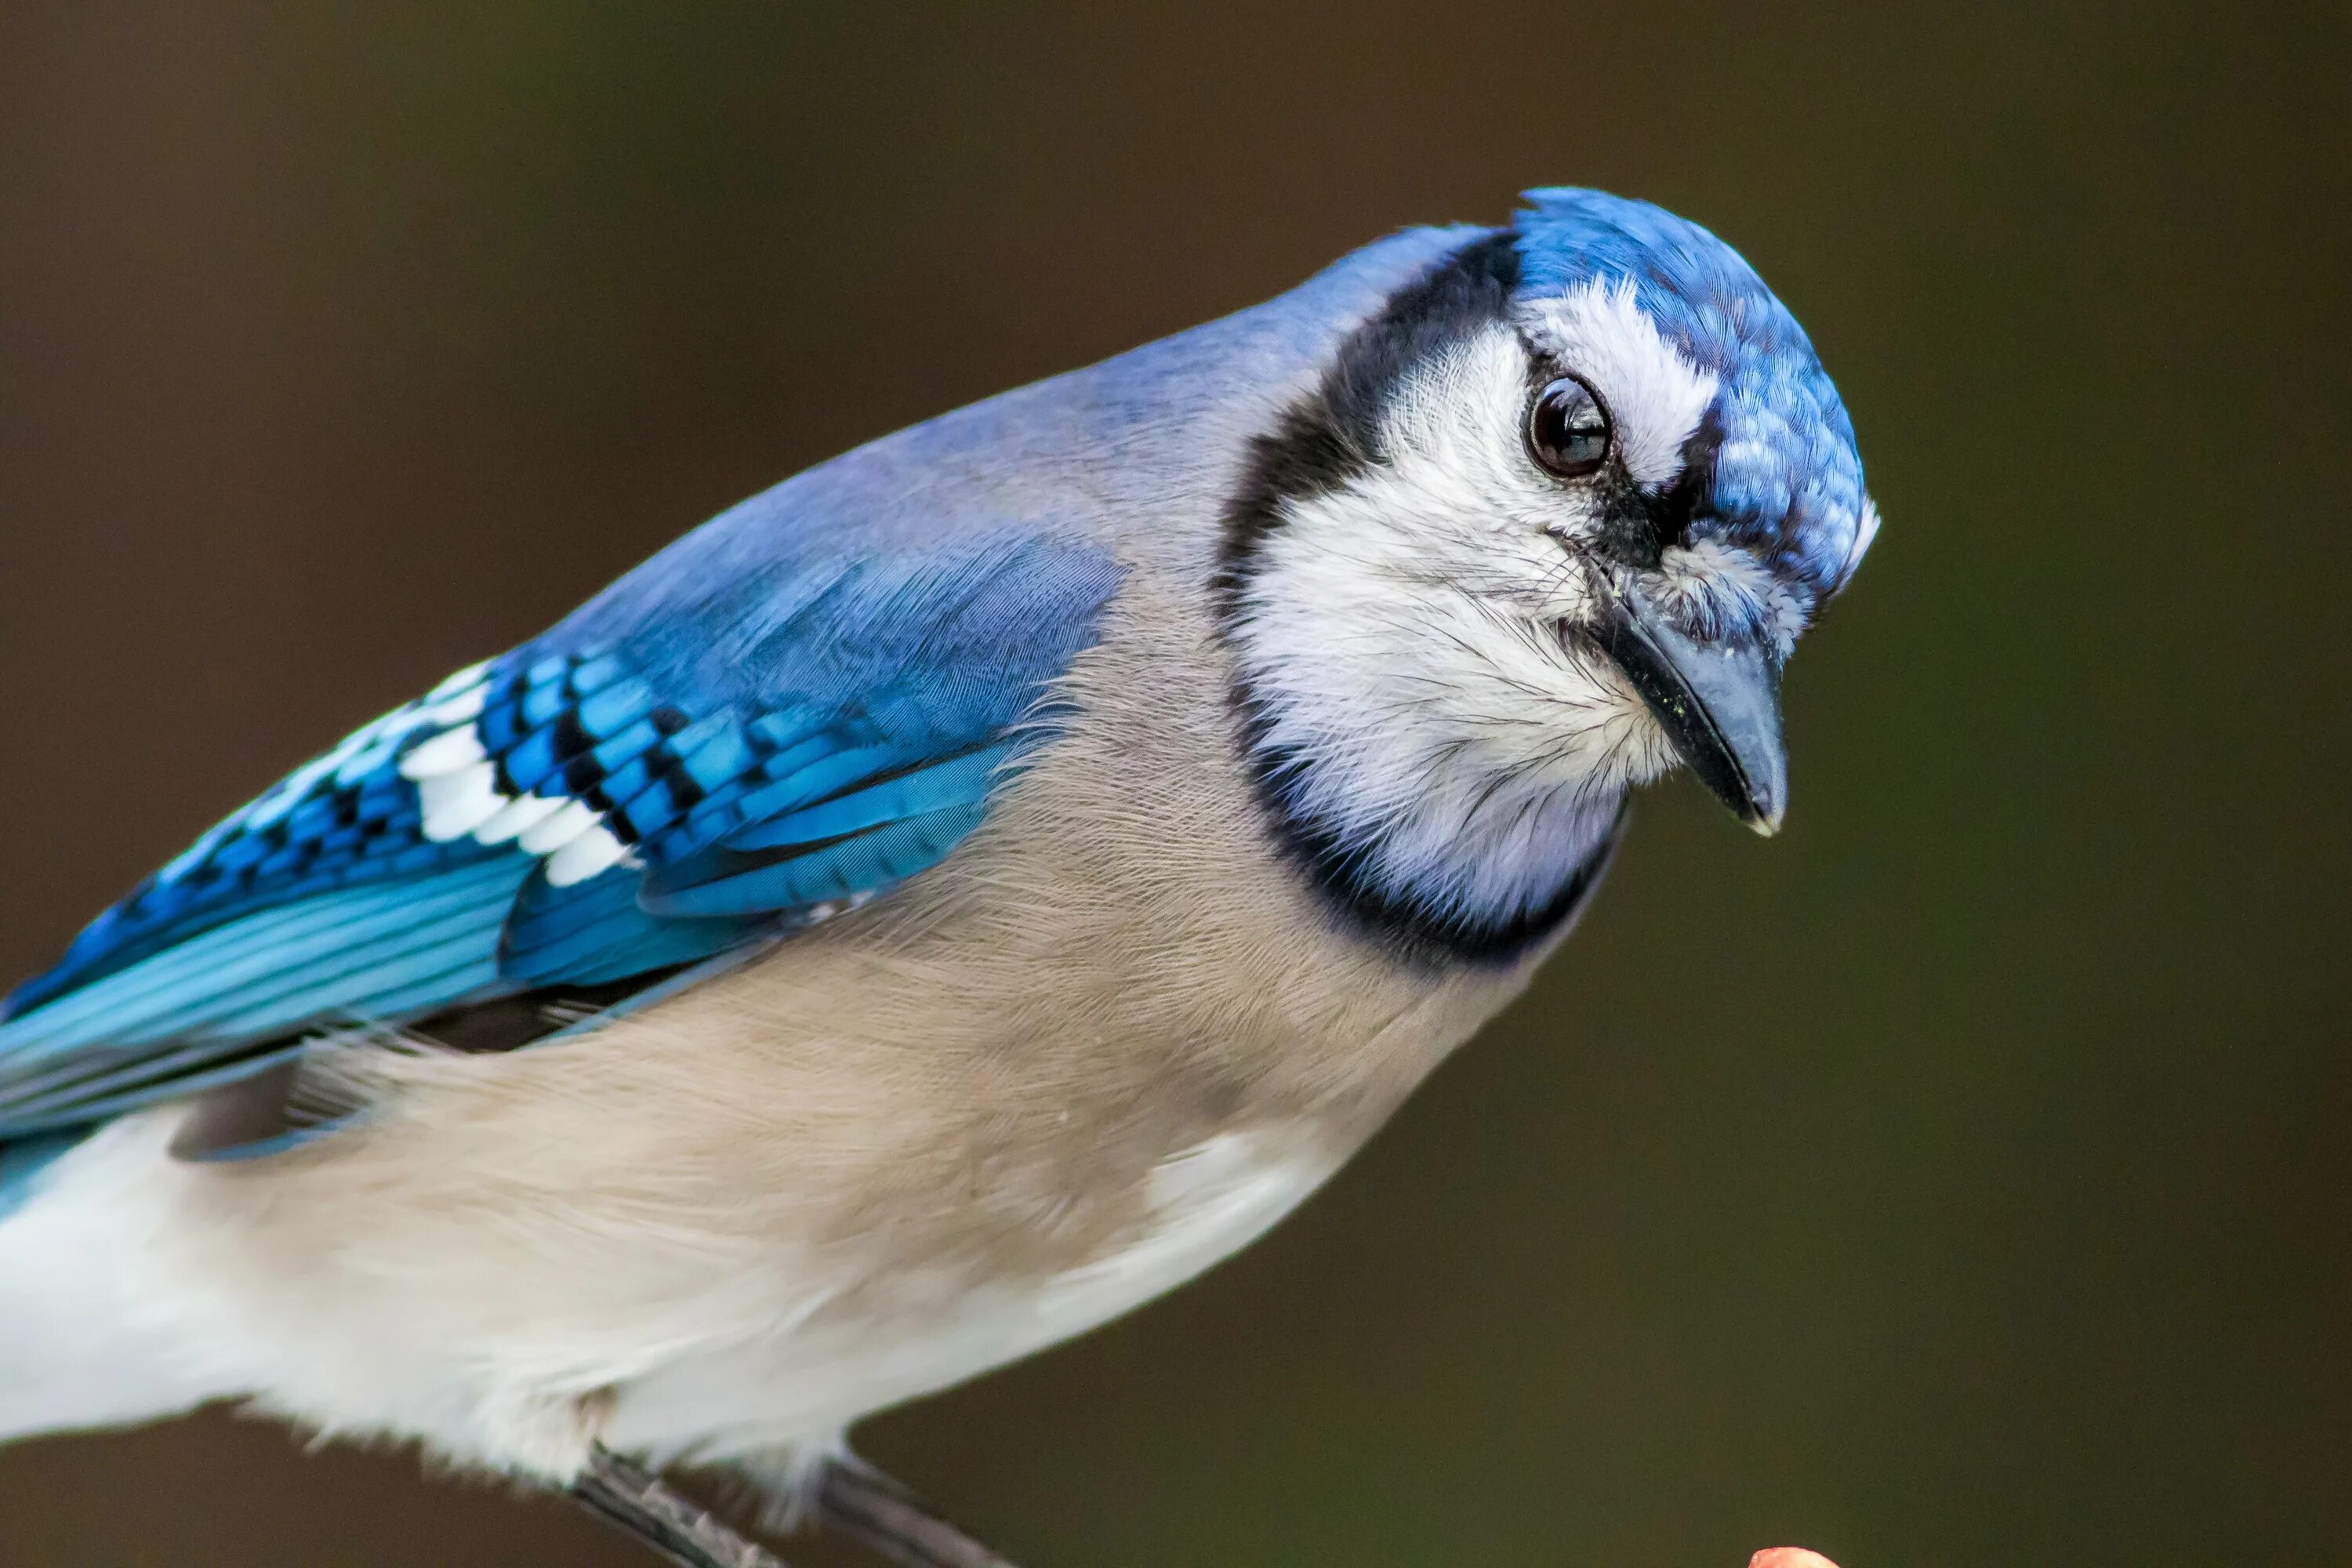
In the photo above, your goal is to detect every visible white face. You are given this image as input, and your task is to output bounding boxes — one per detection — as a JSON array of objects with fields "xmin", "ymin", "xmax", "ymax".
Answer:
[{"xmin": 1225, "ymin": 280, "xmax": 1816, "ymax": 928}]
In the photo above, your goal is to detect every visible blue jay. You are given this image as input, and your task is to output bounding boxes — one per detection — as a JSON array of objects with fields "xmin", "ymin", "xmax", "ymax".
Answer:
[{"xmin": 0, "ymin": 189, "xmax": 1875, "ymax": 1561}]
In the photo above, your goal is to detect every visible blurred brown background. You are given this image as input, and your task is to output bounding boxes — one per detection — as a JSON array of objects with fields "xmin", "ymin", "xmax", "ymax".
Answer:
[{"xmin": 1, "ymin": 3, "xmax": 2346, "ymax": 1564}]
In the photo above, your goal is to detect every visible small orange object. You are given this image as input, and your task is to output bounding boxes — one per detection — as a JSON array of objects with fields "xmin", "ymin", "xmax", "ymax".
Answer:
[{"xmin": 1749, "ymin": 1552, "xmax": 1839, "ymax": 1568}]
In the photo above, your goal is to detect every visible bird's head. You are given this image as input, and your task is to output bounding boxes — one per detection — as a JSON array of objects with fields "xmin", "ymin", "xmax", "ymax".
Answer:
[{"xmin": 1218, "ymin": 188, "xmax": 1877, "ymax": 959}]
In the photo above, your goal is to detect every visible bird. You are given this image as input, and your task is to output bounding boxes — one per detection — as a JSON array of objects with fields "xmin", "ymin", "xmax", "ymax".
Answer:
[{"xmin": 0, "ymin": 187, "xmax": 1876, "ymax": 1563}]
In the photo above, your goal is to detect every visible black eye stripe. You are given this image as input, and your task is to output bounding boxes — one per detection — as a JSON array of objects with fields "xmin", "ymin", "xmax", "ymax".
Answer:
[{"xmin": 1526, "ymin": 374, "xmax": 1613, "ymax": 479}]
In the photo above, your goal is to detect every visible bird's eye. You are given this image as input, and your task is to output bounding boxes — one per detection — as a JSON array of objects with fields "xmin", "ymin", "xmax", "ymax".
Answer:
[{"xmin": 1526, "ymin": 375, "xmax": 1613, "ymax": 480}]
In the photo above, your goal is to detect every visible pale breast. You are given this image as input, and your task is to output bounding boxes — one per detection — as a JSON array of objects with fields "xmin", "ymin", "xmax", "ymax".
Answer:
[{"xmin": 602, "ymin": 1127, "xmax": 1343, "ymax": 1455}]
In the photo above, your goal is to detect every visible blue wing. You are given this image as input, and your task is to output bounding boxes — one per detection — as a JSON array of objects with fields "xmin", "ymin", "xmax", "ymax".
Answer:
[{"xmin": 0, "ymin": 522, "xmax": 1120, "ymax": 1145}]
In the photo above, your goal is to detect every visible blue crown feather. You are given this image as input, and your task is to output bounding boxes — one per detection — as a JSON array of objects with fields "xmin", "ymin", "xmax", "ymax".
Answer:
[{"xmin": 1514, "ymin": 187, "xmax": 1869, "ymax": 601}]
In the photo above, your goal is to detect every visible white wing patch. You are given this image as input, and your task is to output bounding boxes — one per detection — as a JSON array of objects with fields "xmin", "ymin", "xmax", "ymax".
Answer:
[{"xmin": 398, "ymin": 665, "xmax": 644, "ymax": 889}]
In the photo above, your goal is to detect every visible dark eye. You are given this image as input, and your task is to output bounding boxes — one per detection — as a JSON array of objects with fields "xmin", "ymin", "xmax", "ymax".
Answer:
[{"xmin": 1526, "ymin": 375, "xmax": 1613, "ymax": 479}]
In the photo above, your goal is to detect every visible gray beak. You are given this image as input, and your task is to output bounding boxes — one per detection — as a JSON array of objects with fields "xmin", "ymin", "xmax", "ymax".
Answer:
[{"xmin": 1588, "ymin": 578, "xmax": 1789, "ymax": 835}]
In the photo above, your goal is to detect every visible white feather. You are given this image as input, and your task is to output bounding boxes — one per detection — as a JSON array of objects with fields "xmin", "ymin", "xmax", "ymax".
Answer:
[
  {"xmin": 517, "ymin": 800, "xmax": 602, "ymax": 856},
  {"xmin": 1517, "ymin": 277, "xmax": 1719, "ymax": 488},
  {"xmin": 423, "ymin": 683, "xmax": 488, "ymax": 728},
  {"xmin": 0, "ymin": 1110, "xmax": 1336, "ymax": 1478},
  {"xmin": 398, "ymin": 724, "xmax": 489, "ymax": 781},
  {"xmin": 0, "ymin": 1123, "xmax": 241, "ymax": 1444},
  {"xmin": 472, "ymin": 793, "xmax": 569, "ymax": 845},
  {"xmin": 1838, "ymin": 495, "xmax": 1882, "ymax": 590},
  {"xmin": 1228, "ymin": 323, "xmax": 1670, "ymax": 920},
  {"xmin": 416, "ymin": 763, "xmax": 506, "ymax": 842},
  {"xmin": 424, "ymin": 660, "xmax": 492, "ymax": 700},
  {"xmin": 544, "ymin": 824, "xmax": 633, "ymax": 887}
]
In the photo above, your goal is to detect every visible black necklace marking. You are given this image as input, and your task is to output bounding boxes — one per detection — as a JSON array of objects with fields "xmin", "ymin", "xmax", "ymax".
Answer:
[
  {"xmin": 1212, "ymin": 228, "xmax": 1522, "ymax": 619},
  {"xmin": 1215, "ymin": 229, "xmax": 1622, "ymax": 967}
]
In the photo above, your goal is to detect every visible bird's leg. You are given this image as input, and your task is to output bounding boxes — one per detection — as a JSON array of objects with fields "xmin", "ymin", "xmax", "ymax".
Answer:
[
  {"xmin": 571, "ymin": 1446, "xmax": 793, "ymax": 1568},
  {"xmin": 569, "ymin": 1446, "xmax": 1027, "ymax": 1568},
  {"xmin": 814, "ymin": 1456, "xmax": 1024, "ymax": 1568}
]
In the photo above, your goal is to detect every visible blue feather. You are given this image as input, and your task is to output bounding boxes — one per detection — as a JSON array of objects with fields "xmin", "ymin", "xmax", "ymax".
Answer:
[
  {"xmin": 500, "ymin": 870, "xmax": 757, "ymax": 987},
  {"xmin": 0, "ymin": 525, "xmax": 1121, "ymax": 1150},
  {"xmin": 725, "ymin": 742, "xmax": 1016, "ymax": 850},
  {"xmin": 644, "ymin": 800, "xmax": 989, "ymax": 919},
  {"xmin": 1513, "ymin": 188, "xmax": 1867, "ymax": 601}
]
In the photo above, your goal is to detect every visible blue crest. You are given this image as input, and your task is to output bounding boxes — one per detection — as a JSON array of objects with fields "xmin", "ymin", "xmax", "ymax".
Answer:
[{"xmin": 1514, "ymin": 188, "xmax": 1871, "ymax": 601}]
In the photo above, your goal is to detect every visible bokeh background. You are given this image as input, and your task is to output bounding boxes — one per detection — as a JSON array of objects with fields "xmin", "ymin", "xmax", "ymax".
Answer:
[{"xmin": 2, "ymin": 4, "xmax": 2345, "ymax": 1564}]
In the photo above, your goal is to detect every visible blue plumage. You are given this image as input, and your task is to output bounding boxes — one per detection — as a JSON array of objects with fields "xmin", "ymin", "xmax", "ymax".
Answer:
[
  {"xmin": 1515, "ymin": 189, "xmax": 1868, "ymax": 601},
  {"xmin": 0, "ymin": 521, "xmax": 1121, "ymax": 1142}
]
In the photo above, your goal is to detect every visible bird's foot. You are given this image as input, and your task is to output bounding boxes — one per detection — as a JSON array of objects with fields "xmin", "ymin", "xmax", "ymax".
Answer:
[
  {"xmin": 571, "ymin": 1446, "xmax": 789, "ymax": 1568},
  {"xmin": 812, "ymin": 1454, "xmax": 1022, "ymax": 1568},
  {"xmin": 569, "ymin": 1445, "xmax": 1022, "ymax": 1568}
]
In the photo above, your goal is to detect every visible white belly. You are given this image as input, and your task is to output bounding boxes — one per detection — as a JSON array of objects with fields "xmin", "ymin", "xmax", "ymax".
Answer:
[
  {"xmin": 604, "ymin": 1129, "xmax": 1338, "ymax": 1460},
  {"xmin": 0, "ymin": 1116, "xmax": 1340, "ymax": 1479}
]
